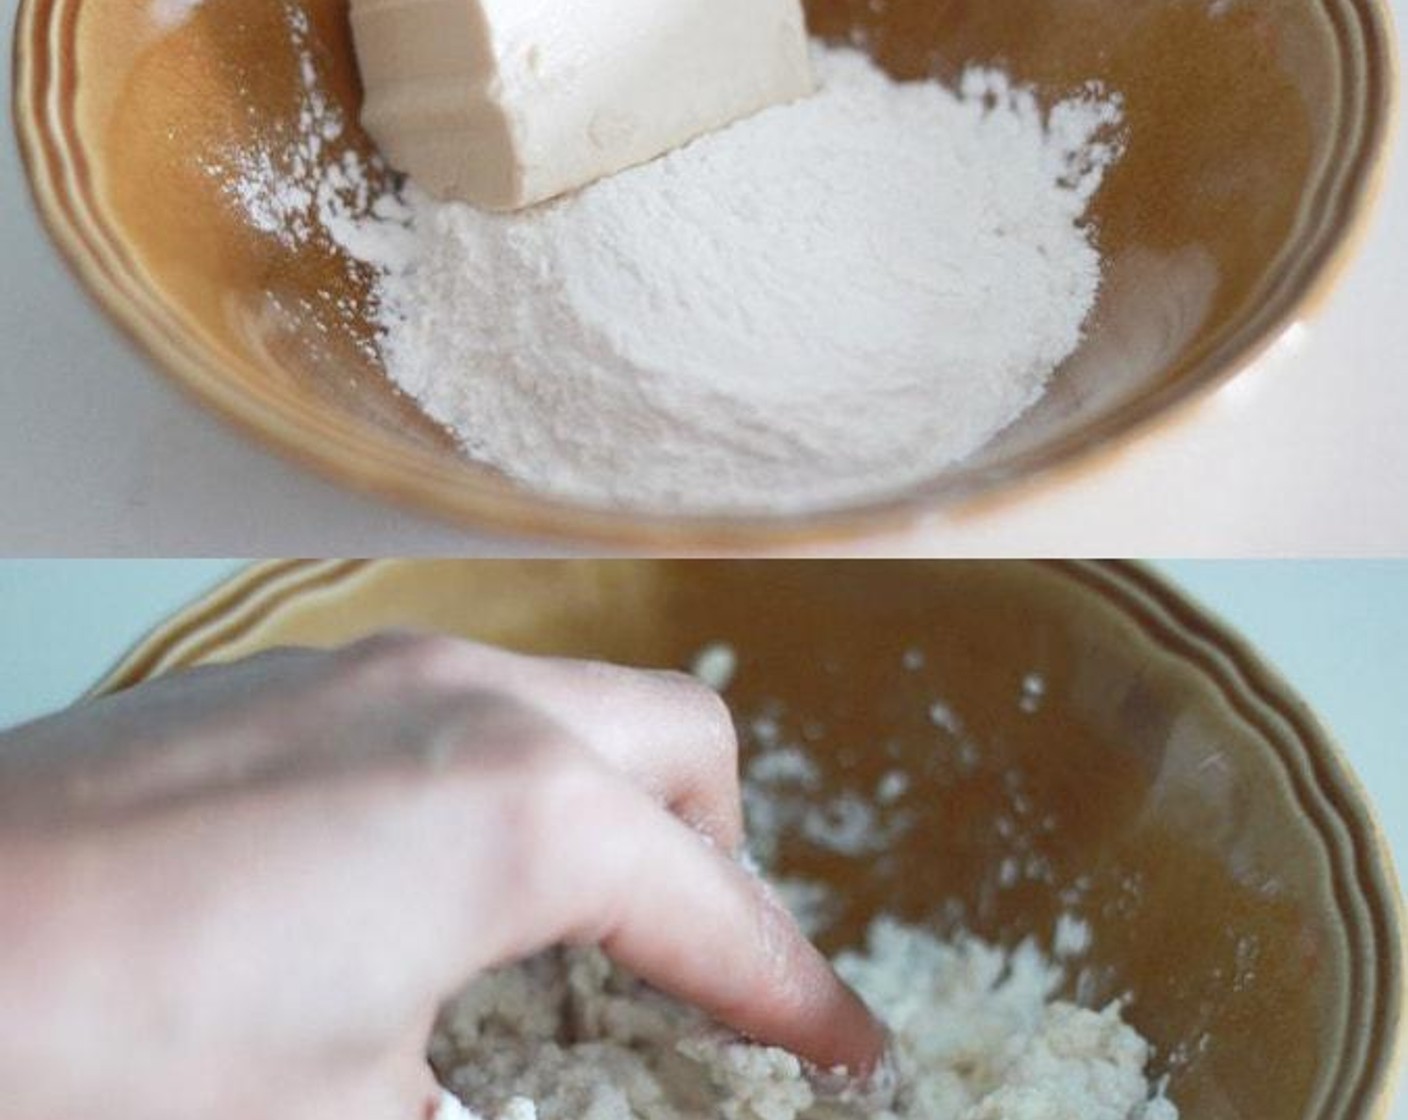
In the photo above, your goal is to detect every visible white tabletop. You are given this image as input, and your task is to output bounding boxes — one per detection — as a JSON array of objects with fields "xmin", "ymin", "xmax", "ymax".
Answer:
[{"xmin": 3, "ymin": 2, "xmax": 1407, "ymax": 555}]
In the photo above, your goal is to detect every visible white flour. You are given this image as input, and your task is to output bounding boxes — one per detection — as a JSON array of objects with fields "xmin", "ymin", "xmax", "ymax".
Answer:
[
  {"xmin": 202, "ymin": 9, "xmax": 1122, "ymax": 511},
  {"xmin": 318, "ymin": 44, "xmax": 1121, "ymax": 514},
  {"xmin": 429, "ymin": 918, "xmax": 1175, "ymax": 1120},
  {"xmin": 202, "ymin": 4, "xmax": 393, "ymax": 260}
]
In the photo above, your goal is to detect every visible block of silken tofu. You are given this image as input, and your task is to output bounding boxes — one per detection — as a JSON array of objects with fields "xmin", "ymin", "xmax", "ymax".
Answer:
[{"xmin": 351, "ymin": 0, "xmax": 815, "ymax": 211}]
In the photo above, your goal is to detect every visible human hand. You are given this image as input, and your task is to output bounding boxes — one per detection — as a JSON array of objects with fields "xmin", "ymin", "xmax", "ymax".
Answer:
[{"xmin": 0, "ymin": 633, "xmax": 884, "ymax": 1120}]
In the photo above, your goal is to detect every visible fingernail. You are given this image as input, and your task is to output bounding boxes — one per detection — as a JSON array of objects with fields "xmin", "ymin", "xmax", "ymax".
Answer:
[{"xmin": 805, "ymin": 1034, "xmax": 900, "ymax": 1111}]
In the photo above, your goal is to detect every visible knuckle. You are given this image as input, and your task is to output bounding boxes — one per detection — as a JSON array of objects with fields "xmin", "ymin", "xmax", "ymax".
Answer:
[
  {"xmin": 702, "ymin": 690, "xmax": 740, "ymax": 764},
  {"xmin": 659, "ymin": 670, "xmax": 739, "ymax": 766},
  {"xmin": 336, "ymin": 630, "xmax": 472, "ymax": 691},
  {"xmin": 346, "ymin": 628, "xmax": 426, "ymax": 659}
]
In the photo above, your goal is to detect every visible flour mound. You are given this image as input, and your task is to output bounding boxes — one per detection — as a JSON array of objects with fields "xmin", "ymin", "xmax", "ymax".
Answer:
[
  {"xmin": 344, "ymin": 46, "xmax": 1121, "ymax": 515},
  {"xmin": 429, "ymin": 919, "xmax": 1176, "ymax": 1120}
]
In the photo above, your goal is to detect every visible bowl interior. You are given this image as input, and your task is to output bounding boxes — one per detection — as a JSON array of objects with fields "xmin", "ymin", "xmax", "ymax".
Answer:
[
  {"xmin": 15, "ymin": 0, "xmax": 1393, "ymax": 544},
  {"xmin": 97, "ymin": 560, "xmax": 1404, "ymax": 1118}
]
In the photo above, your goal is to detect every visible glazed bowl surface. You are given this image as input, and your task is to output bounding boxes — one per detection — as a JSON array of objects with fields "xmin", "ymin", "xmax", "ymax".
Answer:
[
  {"xmin": 96, "ymin": 560, "xmax": 1406, "ymax": 1117},
  {"xmin": 13, "ymin": 0, "xmax": 1397, "ymax": 548}
]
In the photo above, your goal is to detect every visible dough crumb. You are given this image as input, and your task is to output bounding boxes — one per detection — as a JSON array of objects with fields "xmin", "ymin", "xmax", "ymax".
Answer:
[
  {"xmin": 430, "ymin": 918, "xmax": 1176, "ymax": 1120},
  {"xmin": 691, "ymin": 643, "xmax": 740, "ymax": 693}
]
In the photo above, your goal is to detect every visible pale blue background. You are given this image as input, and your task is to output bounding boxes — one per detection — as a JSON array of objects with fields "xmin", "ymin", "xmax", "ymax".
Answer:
[{"xmin": 0, "ymin": 561, "xmax": 1404, "ymax": 1114}]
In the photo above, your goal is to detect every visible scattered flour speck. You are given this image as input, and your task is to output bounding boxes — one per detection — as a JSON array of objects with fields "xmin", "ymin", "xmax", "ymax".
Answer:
[
  {"xmin": 928, "ymin": 702, "xmax": 963, "ymax": 736},
  {"xmin": 1054, "ymin": 913, "xmax": 1095, "ymax": 959},
  {"xmin": 691, "ymin": 643, "xmax": 741, "ymax": 693},
  {"xmin": 875, "ymin": 771, "xmax": 910, "ymax": 805}
]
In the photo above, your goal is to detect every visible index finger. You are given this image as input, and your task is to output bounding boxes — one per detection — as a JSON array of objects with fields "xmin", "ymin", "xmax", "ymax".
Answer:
[{"xmin": 528, "ymin": 770, "xmax": 887, "ymax": 1079}]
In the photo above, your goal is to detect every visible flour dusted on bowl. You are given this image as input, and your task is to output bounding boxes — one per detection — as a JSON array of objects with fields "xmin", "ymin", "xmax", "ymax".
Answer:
[
  {"xmin": 428, "ymin": 917, "xmax": 1175, "ymax": 1120},
  {"xmin": 294, "ymin": 39, "xmax": 1123, "ymax": 515}
]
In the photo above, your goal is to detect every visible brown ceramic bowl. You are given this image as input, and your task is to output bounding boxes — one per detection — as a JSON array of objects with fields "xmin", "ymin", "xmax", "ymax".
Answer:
[
  {"xmin": 11, "ymin": 4, "xmax": 1398, "ymax": 549},
  {"xmin": 95, "ymin": 560, "xmax": 1404, "ymax": 1117}
]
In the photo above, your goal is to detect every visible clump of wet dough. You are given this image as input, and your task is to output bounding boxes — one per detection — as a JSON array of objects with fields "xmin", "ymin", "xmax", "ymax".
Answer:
[{"xmin": 431, "ymin": 918, "xmax": 1176, "ymax": 1120}]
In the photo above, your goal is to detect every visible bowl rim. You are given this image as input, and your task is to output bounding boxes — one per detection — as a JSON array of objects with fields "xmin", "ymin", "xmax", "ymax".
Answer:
[
  {"xmin": 87, "ymin": 557, "xmax": 1407, "ymax": 1115},
  {"xmin": 10, "ymin": 0, "xmax": 1401, "ymax": 550}
]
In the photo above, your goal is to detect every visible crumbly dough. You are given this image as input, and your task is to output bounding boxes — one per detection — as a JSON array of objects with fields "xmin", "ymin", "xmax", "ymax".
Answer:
[{"xmin": 430, "ymin": 919, "xmax": 1176, "ymax": 1120}]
